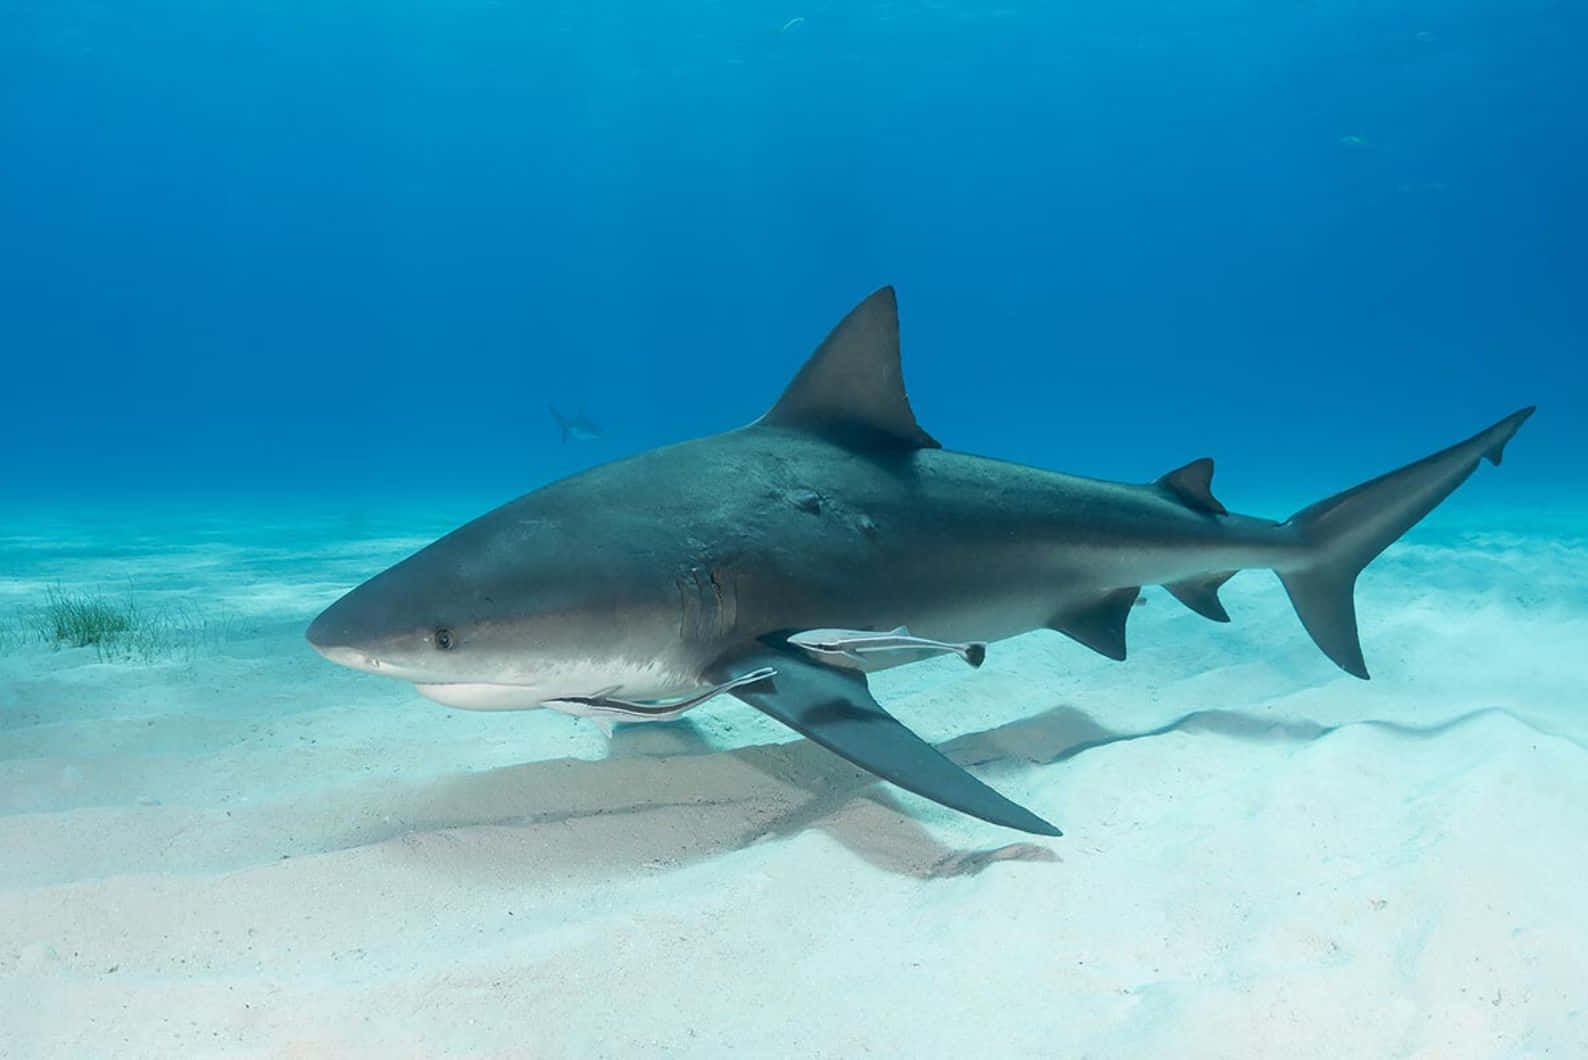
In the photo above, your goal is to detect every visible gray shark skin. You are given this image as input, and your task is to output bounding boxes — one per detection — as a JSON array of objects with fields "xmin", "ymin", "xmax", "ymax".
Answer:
[{"xmin": 308, "ymin": 287, "xmax": 1533, "ymax": 837}]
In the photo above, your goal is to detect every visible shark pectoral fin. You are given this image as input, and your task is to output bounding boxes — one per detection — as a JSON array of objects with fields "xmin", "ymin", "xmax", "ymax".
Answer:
[
  {"xmin": 710, "ymin": 649, "xmax": 1060, "ymax": 837},
  {"xmin": 1164, "ymin": 571, "xmax": 1237, "ymax": 622},
  {"xmin": 1050, "ymin": 587, "xmax": 1141, "ymax": 660}
]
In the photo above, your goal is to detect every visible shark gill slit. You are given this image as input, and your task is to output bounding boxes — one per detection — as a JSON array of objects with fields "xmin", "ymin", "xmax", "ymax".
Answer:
[
  {"xmin": 674, "ymin": 573, "xmax": 694, "ymax": 642},
  {"xmin": 676, "ymin": 564, "xmax": 733, "ymax": 646},
  {"xmin": 707, "ymin": 567, "xmax": 727, "ymax": 633}
]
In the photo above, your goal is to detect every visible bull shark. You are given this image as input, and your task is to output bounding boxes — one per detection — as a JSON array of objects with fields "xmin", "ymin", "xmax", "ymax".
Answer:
[
  {"xmin": 307, "ymin": 287, "xmax": 1533, "ymax": 836},
  {"xmin": 549, "ymin": 405, "xmax": 603, "ymax": 443}
]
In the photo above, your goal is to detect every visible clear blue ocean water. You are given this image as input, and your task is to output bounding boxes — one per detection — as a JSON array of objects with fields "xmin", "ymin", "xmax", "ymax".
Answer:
[
  {"xmin": 4, "ymin": 6, "xmax": 1588, "ymax": 1054},
  {"xmin": 2, "ymin": 1, "xmax": 1581, "ymax": 519}
]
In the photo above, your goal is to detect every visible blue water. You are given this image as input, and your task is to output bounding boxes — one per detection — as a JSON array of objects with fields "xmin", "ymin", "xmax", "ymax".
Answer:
[
  {"xmin": 5, "ymin": 7, "xmax": 1588, "ymax": 1053},
  {"xmin": 2, "ymin": 1, "xmax": 1582, "ymax": 514}
]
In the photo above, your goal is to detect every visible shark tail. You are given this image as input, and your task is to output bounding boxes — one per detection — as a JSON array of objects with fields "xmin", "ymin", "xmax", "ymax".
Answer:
[{"xmin": 1278, "ymin": 406, "xmax": 1534, "ymax": 678}]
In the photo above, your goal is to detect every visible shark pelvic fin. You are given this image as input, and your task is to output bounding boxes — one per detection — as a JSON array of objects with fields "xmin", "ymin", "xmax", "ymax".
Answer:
[
  {"xmin": 1164, "ymin": 571, "xmax": 1237, "ymax": 622},
  {"xmin": 709, "ymin": 647, "xmax": 1060, "ymax": 836},
  {"xmin": 1049, "ymin": 586, "xmax": 1141, "ymax": 660},
  {"xmin": 756, "ymin": 286, "xmax": 941, "ymax": 450},
  {"xmin": 1156, "ymin": 457, "xmax": 1227, "ymax": 515}
]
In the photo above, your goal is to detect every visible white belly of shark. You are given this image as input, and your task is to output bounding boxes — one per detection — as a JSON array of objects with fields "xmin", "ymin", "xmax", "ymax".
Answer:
[
  {"xmin": 413, "ymin": 683, "xmax": 551, "ymax": 710},
  {"xmin": 413, "ymin": 656, "xmax": 696, "ymax": 714}
]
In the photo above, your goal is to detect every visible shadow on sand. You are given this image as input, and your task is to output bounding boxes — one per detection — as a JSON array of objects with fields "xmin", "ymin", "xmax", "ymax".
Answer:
[{"xmin": 381, "ymin": 703, "xmax": 1517, "ymax": 884}]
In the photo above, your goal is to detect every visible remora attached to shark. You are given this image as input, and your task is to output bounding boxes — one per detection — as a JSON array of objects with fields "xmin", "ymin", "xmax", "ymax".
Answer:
[{"xmin": 307, "ymin": 288, "xmax": 1534, "ymax": 836}]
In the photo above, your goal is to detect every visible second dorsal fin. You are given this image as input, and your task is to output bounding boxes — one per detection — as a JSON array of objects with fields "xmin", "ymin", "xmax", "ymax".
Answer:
[
  {"xmin": 1156, "ymin": 457, "xmax": 1227, "ymax": 515},
  {"xmin": 756, "ymin": 287, "xmax": 940, "ymax": 450}
]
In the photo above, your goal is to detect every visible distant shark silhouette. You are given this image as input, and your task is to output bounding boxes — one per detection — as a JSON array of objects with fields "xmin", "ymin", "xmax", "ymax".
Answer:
[
  {"xmin": 308, "ymin": 288, "xmax": 1534, "ymax": 836},
  {"xmin": 549, "ymin": 405, "xmax": 602, "ymax": 442}
]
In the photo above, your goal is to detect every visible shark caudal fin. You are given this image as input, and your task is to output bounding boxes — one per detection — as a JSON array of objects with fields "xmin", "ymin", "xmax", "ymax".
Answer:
[{"xmin": 1278, "ymin": 406, "xmax": 1535, "ymax": 679}]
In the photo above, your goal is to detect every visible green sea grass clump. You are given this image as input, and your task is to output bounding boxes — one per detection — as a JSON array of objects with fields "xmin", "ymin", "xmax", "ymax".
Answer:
[
  {"xmin": 8, "ymin": 586, "xmax": 236, "ymax": 663},
  {"xmin": 42, "ymin": 586, "xmax": 138, "ymax": 648}
]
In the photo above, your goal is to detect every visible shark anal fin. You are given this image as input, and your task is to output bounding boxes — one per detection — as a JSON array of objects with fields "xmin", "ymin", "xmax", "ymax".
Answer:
[
  {"xmin": 1050, "ymin": 586, "xmax": 1141, "ymax": 660},
  {"xmin": 1156, "ymin": 457, "xmax": 1227, "ymax": 515},
  {"xmin": 755, "ymin": 287, "xmax": 940, "ymax": 450},
  {"xmin": 1164, "ymin": 571, "xmax": 1237, "ymax": 622},
  {"xmin": 709, "ymin": 649, "xmax": 1060, "ymax": 837}
]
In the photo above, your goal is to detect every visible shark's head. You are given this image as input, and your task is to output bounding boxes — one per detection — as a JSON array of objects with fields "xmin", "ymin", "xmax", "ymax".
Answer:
[
  {"xmin": 306, "ymin": 506, "xmax": 677, "ymax": 710},
  {"xmin": 305, "ymin": 532, "xmax": 536, "ymax": 707}
]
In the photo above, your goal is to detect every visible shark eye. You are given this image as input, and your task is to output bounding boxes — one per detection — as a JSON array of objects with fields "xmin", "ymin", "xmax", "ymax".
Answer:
[{"xmin": 433, "ymin": 628, "xmax": 455, "ymax": 651}]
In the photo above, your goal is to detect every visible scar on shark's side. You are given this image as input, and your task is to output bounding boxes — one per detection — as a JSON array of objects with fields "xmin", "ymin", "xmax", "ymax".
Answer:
[{"xmin": 310, "ymin": 287, "xmax": 1534, "ymax": 836}]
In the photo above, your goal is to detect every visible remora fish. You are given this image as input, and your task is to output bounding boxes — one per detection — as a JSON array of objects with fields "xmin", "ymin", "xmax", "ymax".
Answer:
[
  {"xmin": 787, "ymin": 626, "xmax": 987, "ymax": 669},
  {"xmin": 307, "ymin": 287, "xmax": 1533, "ymax": 836},
  {"xmin": 545, "ymin": 667, "xmax": 778, "ymax": 722}
]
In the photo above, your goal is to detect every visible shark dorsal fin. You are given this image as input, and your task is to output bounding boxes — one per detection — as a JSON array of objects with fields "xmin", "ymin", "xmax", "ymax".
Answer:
[
  {"xmin": 1156, "ymin": 458, "xmax": 1227, "ymax": 515},
  {"xmin": 757, "ymin": 287, "xmax": 940, "ymax": 449}
]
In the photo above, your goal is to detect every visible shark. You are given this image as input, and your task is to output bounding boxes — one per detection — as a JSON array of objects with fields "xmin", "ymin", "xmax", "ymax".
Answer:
[
  {"xmin": 307, "ymin": 287, "xmax": 1533, "ymax": 836},
  {"xmin": 549, "ymin": 405, "xmax": 603, "ymax": 443}
]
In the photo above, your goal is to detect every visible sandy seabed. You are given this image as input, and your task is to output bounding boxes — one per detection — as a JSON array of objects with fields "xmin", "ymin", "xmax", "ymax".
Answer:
[{"xmin": 1, "ymin": 501, "xmax": 1585, "ymax": 1058}]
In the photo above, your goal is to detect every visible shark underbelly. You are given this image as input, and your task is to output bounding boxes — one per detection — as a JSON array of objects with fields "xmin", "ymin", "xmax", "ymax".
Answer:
[{"xmin": 413, "ymin": 654, "xmax": 700, "ymax": 712}]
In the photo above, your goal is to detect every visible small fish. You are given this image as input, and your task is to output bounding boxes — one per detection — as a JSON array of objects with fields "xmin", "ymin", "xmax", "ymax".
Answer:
[
  {"xmin": 549, "ymin": 405, "xmax": 603, "ymax": 442},
  {"xmin": 545, "ymin": 666, "xmax": 778, "ymax": 722},
  {"xmin": 788, "ymin": 626, "xmax": 986, "ymax": 669},
  {"xmin": 779, "ymin": 16, "xmax": 806, "ymax": 33}
]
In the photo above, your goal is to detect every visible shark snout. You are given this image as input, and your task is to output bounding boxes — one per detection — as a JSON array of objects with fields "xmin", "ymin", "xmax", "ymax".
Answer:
[
  {"xmin": 306, "ymin": 608, "xmax": 362, "ymax": 667},
  {"xmin": 304, "ymin": 607, "xmax": 336, "ymax": 652},
  {"xmin": 310, "ymin": 640, "xmax": 384, "ymax": 672},
  {"xmin": 305, "ymin": 594, "xmax": 392, "ymax": 675},
  {"xmin": 304, "ymin": 592, "xmax": 357, "ymax": 651},
  {"xmin": 306, "ymin": 578, "xmax": 464, "ymax": 682}
]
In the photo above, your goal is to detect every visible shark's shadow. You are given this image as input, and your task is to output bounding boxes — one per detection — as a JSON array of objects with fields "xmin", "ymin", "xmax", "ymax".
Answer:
[{"xmin": 386, "ymin": 704, "xmax": 1517, "ymax": 884}]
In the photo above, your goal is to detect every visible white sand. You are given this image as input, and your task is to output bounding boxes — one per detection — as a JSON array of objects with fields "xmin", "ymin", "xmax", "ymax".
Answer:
[{"xmin": 2, "ymin": 503, "xmax": 1585, "ymax": 1058}]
